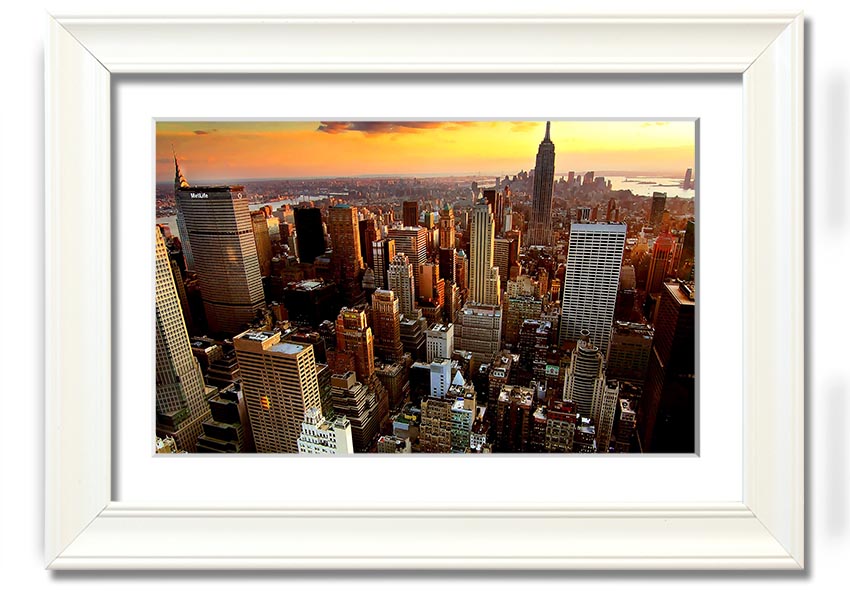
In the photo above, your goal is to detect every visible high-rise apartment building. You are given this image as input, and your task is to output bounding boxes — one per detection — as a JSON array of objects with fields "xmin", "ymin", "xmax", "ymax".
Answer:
[
  {"xmin": 388, "ymin": 253, "xmax": 417, "ymax": 316},
  {"xmin": 233, "ymin": 329, "xmax": 322, "ymax": 453},
  {"xmin": 293, "ymin": 207, "xmax": 326, "ymax": 264},
  {"xmin": 327, "ymin": 204, "xmax": 365, "ymax": 306},
  {"xmin": 469, "ymin": 201, "xmax": 498, "ymax": 305},
  {"xmin": 155, "ymin": 227, "xmax": 213, "ymax": 451},
  {"xmin": 528, "ymin": 122, "xmax": 556, "ymax": 246},
  {"xmin": 371, "ymin": 289, "xmax": 404, "ymax": 362},
  {"xmin": 174, "ymin": 159, "xmax": 265, "ymax": 335},
  {"xmin": 558, "ymin": 222, "xmax": 626, "ymax": 352}
]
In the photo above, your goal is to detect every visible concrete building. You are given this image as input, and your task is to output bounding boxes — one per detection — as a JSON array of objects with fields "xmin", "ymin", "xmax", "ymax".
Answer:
[
  {"xmin": 455, "ymin": 303, "xmax": 503, "ymax": 369},
  {"xmin": 468, "ymin": 201, "xmax": 498, "ymax": 305},
  {"xmin": 296, "ymin": 407, "xmax": 354, "ymax": 454},
  {"xmin": 327, "ymin": 204, "xmax": 365, "ymax": 306},
  {"xmin": 426, "ymin": 323, "xmax": 454, "ymax": 362},
  {"xmin": 233, "ymin": 329, "xmax": 322, "ymax": 453},
  {"xmin": 388, "ymin": 253, "xmax": 417, "ymax": 316},
  {"xmin": 528, "ymin": 122, "xmax": 556, "ymax": 246},
  {"xmin": 388, "ymin": 226, "xmax": 428, "ymax": 293},
  {"xmin": 173, "ymin": 158, "xmax": 265, "ymax": 335},
  {"xmin": 559, "ymin": 222, "xmax": 626, "ymax": 352},
  {"xmin": 371, "ymin": 289, "xmax": 404, "ymax": 362},
  {"xmin": 155, "ymin": 226, "xmax": 212, "ymax": 452},
  {"xmin": 329, "ymin": 371, "xmax": 382, "ymax": 452},
  {"xmin": 429, "ymin": 358, "xmax": 452, "ymax": 398}
]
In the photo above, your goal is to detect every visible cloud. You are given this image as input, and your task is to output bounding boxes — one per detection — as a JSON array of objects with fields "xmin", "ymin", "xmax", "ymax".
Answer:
[
  {"xmin": 193, "ymin": 128, "xmax": 218, "ymax": 135},
  {"xmin": 316, "ymin": 121, "xmax": 473, "ymax": 135}
]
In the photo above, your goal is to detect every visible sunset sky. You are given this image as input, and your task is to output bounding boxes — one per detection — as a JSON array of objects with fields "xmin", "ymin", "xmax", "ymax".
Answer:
[{"xmin": 156, "ymin": 120, "xmax": 695, "ymax": 183}]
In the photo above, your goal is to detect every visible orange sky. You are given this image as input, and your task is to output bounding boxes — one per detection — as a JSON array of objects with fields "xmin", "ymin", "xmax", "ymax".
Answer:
[{"xmin": 156, "ymin": 120, "xmax": 695, "ymax": 182}]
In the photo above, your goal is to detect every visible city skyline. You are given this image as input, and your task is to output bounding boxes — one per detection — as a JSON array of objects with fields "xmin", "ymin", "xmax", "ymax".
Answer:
[{"xmin": 156, "ymin": 120, "xmax": 695, "ymax": 182}]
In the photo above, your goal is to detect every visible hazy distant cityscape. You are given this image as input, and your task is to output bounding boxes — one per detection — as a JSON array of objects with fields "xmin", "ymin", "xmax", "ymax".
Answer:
[{"xmin": 155, "ymin": 120, "xmax": 695, "ymax": 455}]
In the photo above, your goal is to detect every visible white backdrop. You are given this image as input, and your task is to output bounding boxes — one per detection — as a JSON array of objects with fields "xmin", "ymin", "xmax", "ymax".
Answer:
[{"xmin": 3, "ymin": 0, "xmax": 847, "ymax": 596}]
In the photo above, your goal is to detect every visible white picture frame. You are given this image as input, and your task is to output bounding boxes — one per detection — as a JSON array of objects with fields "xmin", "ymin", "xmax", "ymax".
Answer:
[{"xmin": 45, "ymin": 14, "xmax": 804, "ymax": 569}]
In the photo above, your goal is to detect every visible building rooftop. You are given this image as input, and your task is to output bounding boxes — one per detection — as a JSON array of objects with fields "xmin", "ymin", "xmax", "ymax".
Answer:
[{"xmin": 269, "ymin": 342, "xmax": 306, "ymax": 355}]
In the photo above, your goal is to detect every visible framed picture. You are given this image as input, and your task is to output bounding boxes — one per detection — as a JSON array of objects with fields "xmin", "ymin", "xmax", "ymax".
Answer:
[{"xmin": 45, "ymin": 14, "xmax": 804, "ymax": 569}]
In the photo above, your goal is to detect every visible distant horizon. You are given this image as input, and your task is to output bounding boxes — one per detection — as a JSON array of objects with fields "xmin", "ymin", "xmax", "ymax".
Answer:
[
  {"xmin": 155, "ymin": 170, "xmax": 692, "ymax": 187},
  {"xmin": 157, "ymin": 120, "xmax": 695, "ymax": 183}
]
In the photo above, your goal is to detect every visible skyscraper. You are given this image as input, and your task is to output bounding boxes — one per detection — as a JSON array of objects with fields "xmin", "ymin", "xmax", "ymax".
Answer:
[
  {"xmin": 371, "ymin": 238, "xmax": 396, "ymax": 290},
  {"xmin": 558, "ymin": 222, "xmax": 626, "ymax": 353},
  {"xmin": 293, "ymin": 207, "xmax": 326, "ymax": 264},
  {"xmin": 650, "ymin": 192, "xmax": 667, "ymax": 228},
  {"xmin": 327, "ymin": 204, "xmax": 365, "ymax": 306},
  {"xmin": 388, "ymin": 226, "xmax": 428, "ymax": 293},
  {"xmin": 388, "ymin": 253, "xmax": 416, "ymax": 316},
  {"xmin": 469, "ymin": 201, "xmax": 497, "ymax": 305},
  {"xmin": 174, "ymin": 158, "xmax": 266, "ymax": 335},
  {"xmin": 250, "ymin": 210, "xmax": 273, "ymax": 277},
  {"xmin": 155, "ymin": 227, "xmax": 212, "ymax": 451},
  {"xmin": 439, "ymin": 202, "xmax": 455, "ymax": 249},
  {"xmin": 528, "ymin": 121, "xmax": 556, "ymax": 246},
  {"xmin": 402, "ymin": 200, "xmax": 419, "ymax": 227},
  {"xmin": 646, "ymin": 233, "xmax": 675, "ymax": 294},
  {"xmin": 233, "ymin": 329, "xmax": 322, "ymax": 453},
  {"xmin": 371, "ymin": 289, "xmax": 404, "ymax": 362},
  {"xmin": 639, "ymin": 281, "xmax": 696, "ymax": 453}
]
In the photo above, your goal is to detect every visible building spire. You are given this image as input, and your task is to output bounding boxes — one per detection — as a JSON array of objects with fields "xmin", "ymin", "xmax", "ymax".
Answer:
[
  {"xmin": 544, "ymin": 120, "xmax": 551, "ymax": 142},
  {"xmin": 172, "ymin": 145, "xmax": 189, "ymax": 189}
]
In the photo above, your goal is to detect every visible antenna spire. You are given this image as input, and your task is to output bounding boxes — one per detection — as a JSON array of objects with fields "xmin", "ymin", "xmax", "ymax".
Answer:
[
  {"xmin": 544, "ymin": 121, "xmax": 551, "ymax": 142},
  {"xmin": 172, "ymin": 145, "xmax": 189, "ymax": 189}
]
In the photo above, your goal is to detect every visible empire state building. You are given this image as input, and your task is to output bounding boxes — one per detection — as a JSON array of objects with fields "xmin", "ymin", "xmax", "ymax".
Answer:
[{"xmin": 528, "ymin": 121, "xmax": 556, "ymax": 247}]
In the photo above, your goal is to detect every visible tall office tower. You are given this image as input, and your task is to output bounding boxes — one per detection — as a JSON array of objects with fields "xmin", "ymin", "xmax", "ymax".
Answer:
[
  {"xmin": 250, "ymin": 211, "xmax": 273, "ymax": 277},
  {"xmin": 481, "ymin": 189, "xmax": 505, "ymax": 237},
  {"xmin": 371, "ymin": 289, "xmax": 404, "ymax": 362},
  {"xmin": 172, "ymin": 155, "xmax": 195, "ymax": 270},
  {"xmin": 455, "ymin": 303, "xmax": 503, "ymax": 369},
  {"xmin": 371, "ymin": 238, "xmax": 396, "ymax": 290},
  {"xmin": 677, "ymin": 219, "xmax": 696, "ymax": 278},
  {"xmin": 388, "ymin": 226, "xmax": 428, "ymax": 292},
  {"xmin": 329, "ymin": 371, "xmax": 382, "ymax": 452},
  {"xmin": 358, "ymin": 218, "xmax": 381, "ymax": 269},
  {"xmin": 375, "ymin": 361, "xmax": 410, "ymax": 411},
  {"xmin": 429, "ymin": 358, "xmax": 452, "ymax": 398},
  {"xmin": 544, "ymin": 396, "xmax": 577, "ymax": 452},
  {"xmin": 293, "ymin": 207, "xmax": 327, "ymax": 264},
  {"xmin": 327, "ymin": 204, "xmax": 365, "ymax": 306},
  {"xmin": 493, "ymin": 385, "xmax": 536, "ymax": 452},
  {"xmin": 468, "ymin": 201, "xmax": 497, "ymax": 304},
  {"xmin": 388, "ymin": 253, "xmax": 416, "ymax": 316},
  {"xmin": 418, "ymin": 262, "xmax": 445, "ymax": 306},
  {"xmin": 484, "ymin": 267, "xmax": 501, "ymax": 306},
  {"xmin": 168, "ymin": 256, "xmax": 193, "ymax": 332},
  {"xmin": 426, "ymin": 323, "xmax": 454, "ymax": 362},
  {"xmin": 455, "ymin": 250, "xmax": 468, "ymax": 291},
  {"xmin": 582, "ymin": 171, "xmax": 595, "ymax": 187},
  {"xmin": 504, "ymin": 295, "xmax": 543, "ymax": 347},
  {"xmin": 335, "ymin": 308, "xmax": 376, "ymax": 385},
  {"xmin": 528, "ymin": 121, "xmax": 556, "ymax": 246},
  {"xmin": 558, "ymin": 222, "xmax": 626, "ymax": 353},
  {"xmin": 420, "ymin": 396, "xmax": 454, "ymax": 453},
  {"xmin": 646, "ymin": 233, "xmax": 675, "ymax": 294},
  {"xmin": 606, "ymin": 197, "xmax": 618, "ymax": 222},
  {"xmin": 233, "ymin": 329, "xmax": 322, "ymax": 453},
  {"xmin": 613, "ymin": 396, "xmax": 638, "ymax": 453},
  {"xmin": 494, "ymin": 237, "xmax": 517, "ymax": 286},
  {"xmin": 649, "ymin": 192, "xmax": 667, "ymax": 228},
  {"xmin": 444, "ymin": 282, "xmax": 461, "ymax": 324},
  {"xmin": 403, "ymin": 200, "xmax": 420, "ymax": 227},
  {"xmin": 155, "ymin": 227, "xmax": 213, "ymax": 451},
  {"xmin": 563, "ymin": 330, "xmax": 606, "ymax": 420},
  {"xmin": 296, "ymin": 407, "xmax": 354, "ymax": 454},
  {"xmin": 173, "ymin": 160, "xmax": 265, "ymax": 335},
  {"xmin": 438, "ymin": 247, "xmax": 457, "ymax": 285},
  {"xmin": 607, "ymin": 322, "xmax": 654, "ymax": 385},
  {"xmin": 639, "ymin": 280, "xmax": 696, "ymax": 453},
  {"xmin": 439, "ymin": 202, "xmax": 455, "ymax": 249},
  {"xmin": 592, "ymin": 380, "xmax": 620, "ymax": 453}
]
